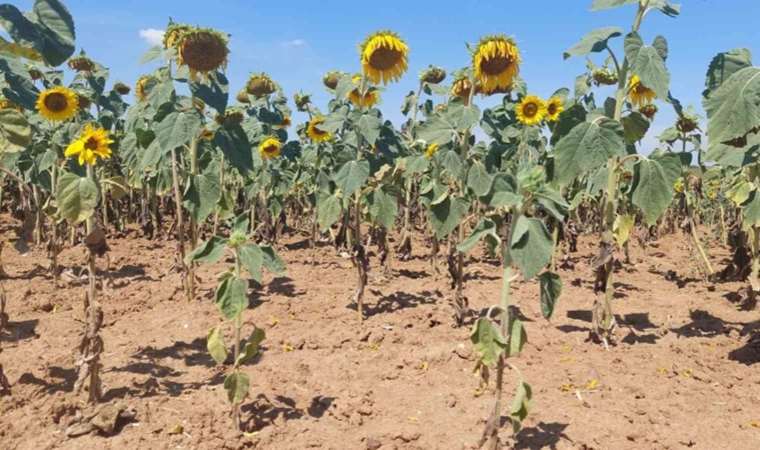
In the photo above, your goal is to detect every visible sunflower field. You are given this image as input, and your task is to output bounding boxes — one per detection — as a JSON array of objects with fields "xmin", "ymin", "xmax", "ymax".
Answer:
[{"xmin": 1, "ymin": 0, "xmax": 760, "ymax": 449}]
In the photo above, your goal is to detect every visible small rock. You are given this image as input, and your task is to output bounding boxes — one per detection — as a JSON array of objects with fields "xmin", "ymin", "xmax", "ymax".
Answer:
[{"xmin": 366, "ymin": 437, "xmax": 382, "ymax": 450}]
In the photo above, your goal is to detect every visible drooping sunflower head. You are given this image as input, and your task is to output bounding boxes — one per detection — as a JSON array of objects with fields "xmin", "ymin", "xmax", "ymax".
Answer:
[
  {"xmin": 472, "ymin": 35, "xmax": 520, "ymax": 94},
  {"xmin": 639, "ymin": 103, "xmax": 658, "ymax": 120},
  {"xmin": 360, "ymin": 30, "xmax": 409, "ymax": 85},
  {"xmin": 294, "ymin": 92, "xmax": 311, "ymax": 111},
  {"xmin": 306, "ymin": 116, "xmax": 332, "ymax": 143},
  {"xmin": 135, "ymin": 75, "xmax": 155, "ymax": 102},
  {"xmin": 163, "ymin": 21, "xmax": 192, "ymax": 50},
  {"xmin": 236, "ymin": 90, "xmax": 250, "ymax": 104},
  {"xmin": 113, "ymin": 82, "xmax": 131, "ymax": 96},
  {"xmin": 592, "ymin": 68, "xmax": 618, "ymax": 86},
  {"xmin": 36, "ymin": 86, "xmax": 79, "ymax": 121},
  {"xmin": 322, "ymin": 70, "xmax": 344, "ymax": 90},
  {"xmin": 28, "ymin": 67, "xmax": 43, "ymax": 81},
  {"xmin": 64, "ymin": 123, "xmax": 114, "ymax": 166},
  {"xmin": 348, "ymin": 75, "xmax": 379, "ymax": 108},
  {"xmin": 77, "ymin": 94, "xmax": 92, "ymax": 110},
  {"xmin": 451, "ymin": 77, "xmax": 473, "ymax": 104},
  {"xmin": 676, "ymin": 114, "xmax": 698, "ymax": 133},
  {"xmin": 0, "ymin": 97, "xmax": 22, "ymax": 112},
  {"xmin": 176, "ymin": 27, "xmax": 229, "ymax": 79},
  {"xmin": 67, "ymin": 54, "xmax": 95, "ymax": 73},
  {"xmin": 424, "ymin": 143, "xmax": 439, "ymax": 159},
  {"xmin": 420, "ymin": 65, "xmax": 446, "ymax": 85},
  {"xmin": 259, "ymin": 136, "xmax": 282, "ymax": 160},
  {"xmin": 215, "ymin": 107, "xmax": 245, "ymax": 127},
  {"xmin": 515, "ymin": 95, "xmax": 547, "ymax": 126},
  {"xmin": 628, "ymin": 74, "xmax": 656, "ymax": 108},
  {"xmin": 275, "ymin": 115, "xmax": 292, "ymax": 129},
  {"xmin": 545, "ymin": 97, "xmax": 564, "ymax": 122},
  {"xmin": 246, "ymin": 72, "xmax": 277, "ymax": 98}
]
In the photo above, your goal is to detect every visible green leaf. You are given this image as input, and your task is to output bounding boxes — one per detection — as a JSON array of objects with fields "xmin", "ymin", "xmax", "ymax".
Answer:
[
  {"xmin": 743, "ymin": 191, "xmax": 760, "ymax": 227},
  {"xmin": 621, "ymin": 112, "xmax": 650, "ymax": 144},
  {"xmin": 466, "ymin": 161, "xmax": 493, "ymax": 197},
  {"xmin": 139, "ymin": 45, "xmax": 163, "ymax": 64},
  {"xmin": 189, "ymin": 71, "xmax": 229, "ymax": 114},
  {"xmin": 440, "ymin": 150, "xmax": 466, "ymax": 180},
  {"xmin": 215, "ymin": 276, "xmax": 248, "ymax": 320},
  {"xmin": 553, "ymin": 117, "xmax": 625, "ymax": 185},
  {"xmin": 417, "ymin": 104, "xmax": 480, "ymax": 146},
  {"xmin": 590, "ymin": 0, "xmax": 637, "ymax": 11},
  {"xmin": 506, "ymin": 317, "xmax": 527, "ymax": 358},
  {"xmin": 259, "ymin": 245, "xmax": 285, "ymax": 274},
  {"xmin": 563, "ymin": 27, "xmax": 622, "ymax": 60},
  {"xmin": 334, "ymin": 160, "xmax": 369, "ymax": 196},
  {"xmin": 509, "ymin": 216, "xmax": 553, "ymax": 280},
  {"xmin": 457, "ymin": 219, "xmax": 499, "ymax": 255},
  {"xmin": 470, "ymin": 318, "xmax": 506, "ymax": 367},
  {"xmin": 0, "ymin": 109, "xmax": 31, "ymax": 153},
  {"xmin": 317, "ymin": 193, "xmax": 343, "ymax": 231},
  {"xmin": 214, "ymin": 125, "xmax": 253, "ymax": 174},
  {"xmin": 186, "ymin": 236, "xmax": 227, "ymax": 265},
  {"xmin": 56, "ymin": 172, "xmax": 98, "ymax": 224},
  {"xmin": 704, "ymin": 48, "xmax": 752, "ymax": 97},
  {"xmin": 630, "ymin": 45, "xmax": 670, "ymax": 100},
  {"xmin": 538, "ymin": 272, "xmax": 562, "ymax": 320},
  {"xmin": 509, "ymin": 381, "xmax": 532, "ymax": 433},
  {"xmin": 356, "ymin": 113, "xmax": 382, "ymax": 145},
  {"xmin": 206, "ymin": 326, "xmax": 228, "ymax": 365},
  {"xmin": 429, "ymin": 196, "xmax": 469, "ymax": 239},
  {"xmin": 183, "ymin": 172, "xmax": 221, "ymax": 223},
  {"xmin": 238, "ymin": 243, "xmax": 263, "ymax": 282},
  {"xmin": 612, "ymin": 214, "xmax": 635, "ymax": 246},
  {"xmin": 155, "ymin": 110, "xmax": 202, "ymax": 152},
  {"xmin": 224, "ymin": 371, "xmax": 250, "ymax": 404},
  {"xmin": 0, "ymin": 0, "xmax": 75, "ymax": 66},
  {"xmin": 368, "ymin": 187, "xmax": 398, "ymax": 230},
  {"xmin": 704, "ymin": 67, "xmax": 760, "ymax": 153},
  {"xmin": 236, "ymin": 328, "xmax": 265, "ymax": 366},
  {"xmin": 631, "ymin": 154, "xmax": 680, "ymax": 225}
]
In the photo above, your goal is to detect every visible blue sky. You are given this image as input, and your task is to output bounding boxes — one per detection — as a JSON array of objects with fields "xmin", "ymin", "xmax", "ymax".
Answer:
[{"xmin": 15, "ymin": 0, "xmax": 760, "ymax": 148}]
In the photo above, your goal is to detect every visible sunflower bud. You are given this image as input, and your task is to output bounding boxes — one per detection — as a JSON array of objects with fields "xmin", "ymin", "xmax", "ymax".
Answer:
[
  {"xmin": 639, "ymin": 104, "xmax": 658, "ymax": 120},
  {"xmin": 592, "ymin": 68, "xmax": 618, "ymax": 86},
  {"xmin": 420, "ymin": 66, "xmax": 446, "ymax": 84},
  {"xmin": 322, "ymin": 71, "xmax": 343, "ymax": 90},
  {"xmin": 294, "ymin": 92, "xmax": 311, "ymax": 111},
  {"xmin": 28, "ymin": 68, "xmax": 43, "ymax": 81},
  {"xmin": 246, "ymin": 73, "xmax": 277, "ymax": 97},
  {"xmin": 228, "ymin": 230, "xmax": 247, "ymax": 248},
  {"xmin": 77, "ymin": 95, "xmax": 92, "ymax": 110},
  {"xmin": 113, "ymin": 82, "xmax": 131, "ymax": 96},
  {"xmin": 68, "ymin": 54, "xmax": 95, "ymax": 73}
]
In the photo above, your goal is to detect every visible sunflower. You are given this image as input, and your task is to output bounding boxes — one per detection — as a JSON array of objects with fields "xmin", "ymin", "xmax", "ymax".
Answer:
[
  {"xmin": 424, "ymin": 143, "xmax": 439, "ymax": 159},
  {"xmin": 676, "ymin": 115, "xmax": 698, "ymax": 133},
  {"xmin": 515, "ymin": 95, "xmax": 547, "ymax": 126},
  {"xmin": 306, "ymin": 116, "xmax": 332, "ymax": 143},
  {"xmin": 322, "ymin": 71, "xmax": 343, "ymax": 90},
  {"xmin": 294, "ymin": 92, "xmax": 311, "ymax": 111},
  {"xmin": 545, "ymin": 97, "xmax": 564, "ymax": 122},
  {"xmin": 275, "ymin": 115, "xmax": 291, "ymax": 129},
  {"xmin": 360, "ymin": 31, "xmax": 409, "ymax": 85},
  {"xmin": 176, "ymin": 28, "xmax": 229, "ymax": 79},
  {"xmin": 113, "ymin": 82, "xmax": 131, "ymax": 96},
  {"xmin": 67, "ymin": 54, "xmax": 95, "ymax": 73},
  {"xmin": 639, "ymin": 103, "xmax": 658, "ymax": 120},
  {"xmin": 673, "ymin": 177, "xmax": 685, "ymax": 194},
  {"xmin": 451, "ymin": 77, "xmax": 473, "ymax": 104},
  {"xmin": 236, "ymin": 90, "xmax": 250, "ymax": 104},
  {"xmin": 420, "ymin": 65, "xmax": 446, "ymax": 85},
  {"xmin": 135, "ymin": 75, "xmax": 154, "ymax": 102},
  {"xmin": 0, "ymin": 97, "xmax": 22, "ymax": 112},
  {"xmin": 592, "ymin": 68, "xmax": 618, "ymax": 86},
  {"xmin": 472, "ymin": 35, "xmax": 520, "ymax": 94},
  {"xmin": 246, "ymin": 73, "xmax": 277, "ymax": 97},
  {"xmin": 163, "ymin": 22, "xmax": 191, "ymax": 50},
  {"xmin": 628, "ymin": 75, "xmax": 656, "ymax": 107},
  {"xmin": 36, "ymin": 86, "xmax": 78, "ymax": 121},
  {"xmin": 348, "ymin": 75, "xmax": 379, "ymax": 108},
  {"xmin": 259, "ymin": 136, "xmax": 282, "ymax": 160},
  {"xmin": 64, "ymin": 124, "xmax": 113, "ymax": 166}
]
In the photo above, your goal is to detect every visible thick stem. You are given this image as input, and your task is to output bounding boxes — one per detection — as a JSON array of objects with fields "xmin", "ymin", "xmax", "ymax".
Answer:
[
  {"xmin": 232, "ymin": 249, "xmax": 243, "ymax": 428},
  {"xmin": 213, "ymin": 157, "xmax": 225, "ymax": 236},
  {"xmin": 189, "ymin": 137, "xmax": 199, "ymax": 248},
  {"xmin": 171, "ymin": 149, "xmax": 192, "ymax": 300}
]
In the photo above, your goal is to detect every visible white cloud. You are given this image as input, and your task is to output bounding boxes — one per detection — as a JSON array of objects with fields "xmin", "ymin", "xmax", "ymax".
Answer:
[
  {"xmin": 281, "ymin": 39, "xmax": 306, "ymax": 48},
  {"xmin": 139, "ymin": 28, "xmax": 164, "ymax": 46}
]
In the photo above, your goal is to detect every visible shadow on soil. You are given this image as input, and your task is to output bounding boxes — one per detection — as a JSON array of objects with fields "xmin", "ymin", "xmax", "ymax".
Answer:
[
  {"xmin": 241, "ymin": 394, "xmax": 335, "ymax": 432},
  {"xmin": 514, "ymin": 422, "xmax": 571, "ymax": 449}
]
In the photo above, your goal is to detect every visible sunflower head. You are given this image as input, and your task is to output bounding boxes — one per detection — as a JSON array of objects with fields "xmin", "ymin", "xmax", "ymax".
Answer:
[
  {"xmin": 0, "ymin": 97, "xmax": 22, "ymax": 112},
  {"xmin": 294, "ymin": 92, "xmax": 311, "ymax": 111},
  {"xmin": 360, "ymin": 30, "xmax": 409, "ymax": 85},
  {"xmin": 176, "ymin": 27, "xmax": 229, "ymax": 79},
  {"xmin": 113, "ymin": 82, "xmax": 131, "ymax": 96},
  {"xmin": 420, "ymin": 65, "xmax": 446, "ymax": 85},
  {"xmin": 64, "ymin": 123, "xmax": 114, "ymax": 166},
  {"xmin": 216, "ymin": 107, "xmax": 245, "ymax": 127},
  {"xmin": 673, "ymin": 177, "xmax": 685, "ymax": 194},
  {"xmin": 199, "ymin": 128, "xmax": 215, "ymax": 141},
  {"xmin": 67, "ymin": 54, "xmax": 95, "ymax": 73},
  {"xmin": 628, "ymin": 74, "xmax": 656, "ymax": 108},
  {"xmin": 275, "ymin": 115, "xmax": 291, "ymax": 129},
  {"xmin": 451, "ymin": 77, "xmax": 473, "ymax": 104},
  {"xmin": 36, "ymin": 86, "xmax": 79, "ymax": 122},
  {"xmin": 163, "ymin": 22, "xmax": 192, "ymax": 50},
  {"xmin": 676, "ymin": 115, "xmax": 698, "ymax": 133},
  {"xmin": 515, "ymin": 95, "xmax": 547, "ymax": 126},
  {"xmin": 306, "ymin": 116, "xmax": 332, "ymax": 143},
  {"xmin": 322, "ymin": 71, "xmax": 343, "ymax": 90},
  {"xmin": 472, "ymin": 35, "xmax": 520, "ymax": 94},
  {"xmin": 259, "ymin": 136, "xmax": 282, "ymax": 160},
  {"xmin": 77, "ymin": 94, "xmax": 92, "ymax": 110},
  {"xmin": 424, "ymin": 143, "xmax": 439, "ymax": 159},
  {"xmin": 28, "ymin": 68, "xmax": 43, "ymax": 81},
  {"xmin": 546, "ymin": 97, "xmax": 564, "ymax": 122},
  {"xmin": 135, "ymin": 75, "xmax": 155, "ymax": 102},
  {"xmin": 348, "ymin": 75, "xmax": 379, "ymax": 108},
  {"xmin": 639, "ymin": 103, "xmax": 658, "ymax": 120},
  {"xmin": 246, "ymin": 73, "xmax": 277, "ymax": 98},
  {"xmin": 592, "ymin": 68, "xmax": 618, "ymax": 86}
]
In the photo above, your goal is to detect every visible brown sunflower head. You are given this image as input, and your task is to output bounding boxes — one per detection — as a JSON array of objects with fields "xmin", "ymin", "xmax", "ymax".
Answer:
[
  {"xmin": 420, "ymin": 65, "xmax": 446, "ymax": 85},
  {"xmin": 592, "ymin": 68, "xmax": 618, "ymax": 86},
  {"xmin": 639, "ymin": 103, "xmax": 658, "ymax": 120},
  {"xmin": 451, "ymin": 77, "xmax": 473, "ymax": 104},
  {"xmin": 676, "ymin": 115, "xmax": 698, "ymax": 133},
  {"xmin": 77, "ymin": 94, "xmax": 92, "ymax": 110},
  {"xmin": 176, "ymin": 27, "xmax": 230, "ymax": 79},
  {"xmin": 67, "ymin": 54, "xmax": 96, "ymax": 73},
  {"xmin": 294, "ymin": 92, "xmax": 311, "ymax": 111},
  {"xmin": 163, "ymin": 21, "xmax": 192, "ymax": 50},
  {"xmin": 322, "ymin": 71, "xmax": 343, "ymax": 90},
  {"xmin": 246, "ymin": 73, "xmax": 277, "ymax": 97},
  {"xmin": 135, "ymin": 75, "xmax": 156, "ymax": 102},
  {"xmin": 113, "ymin": 82, "xmax": 131, "ymax": 96},
  {"xmin": 28, "ymin": 68, "xmax": 43, "ymax": 81},
  {"xmin": 236, "ymin": 90, "xmax": 250, "ymax": 104}
]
